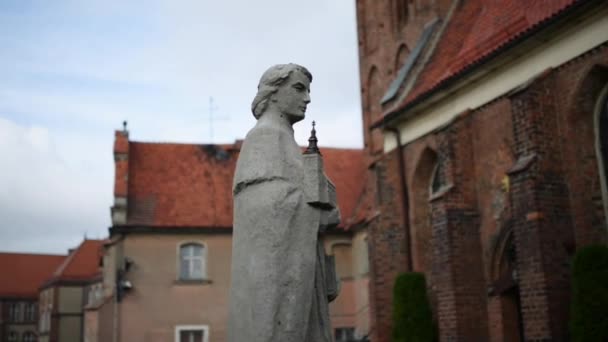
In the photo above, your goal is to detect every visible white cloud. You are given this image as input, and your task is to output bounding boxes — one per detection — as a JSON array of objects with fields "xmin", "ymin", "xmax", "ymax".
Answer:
[
  {"xmin": 0, "ymin": 118, "xmax": 111, "ymax": 253},
  {"xmin": 0, "ymin": 0, "xmax": 364, "ymax": 253}
]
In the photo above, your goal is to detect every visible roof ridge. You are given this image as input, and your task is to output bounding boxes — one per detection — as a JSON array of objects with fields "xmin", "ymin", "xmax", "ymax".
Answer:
[
  {"xmin": 50, "ymin": 239, "xmax": 104, "ymax": 281},
  {"xmin": 383, "ymin": 0, "xmax": 584, "ymax": 123},
  {"xmin": 128, "ymin": 140, "xmax": 363, "ymax": 151},
  {"xmin": 51, "ymin": 241, "xmax": 83, "ymax": 279},
  {"xmin": 0, "ymin": 251, "xmax": 65, "ymax": 257},
  {"xmin": 129, "ymin": 140, "xmax": 237, "ymax": 146}
]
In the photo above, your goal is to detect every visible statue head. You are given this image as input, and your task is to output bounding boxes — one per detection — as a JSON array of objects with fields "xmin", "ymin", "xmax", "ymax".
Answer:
[{"xmin": 251, "ymin": 64, "xmax": 313, "ymax": 123}]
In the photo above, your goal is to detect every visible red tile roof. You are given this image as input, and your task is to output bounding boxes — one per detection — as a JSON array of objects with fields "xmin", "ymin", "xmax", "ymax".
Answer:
[
  {"xmin": 317, "ymin": 147, "xmax": 368, "ymax": 228},
  {"xmin": 46, "ymin": 239, "xmax": 104, "ymax": 285},
  {"xmin": 392, "ymin": 0, "xmax": 580, "ymax": 114},
  {"xmin": 0, "ymin": 253, "xmax": 65, "ymax": 298},
  {"xmin": 123, "ymin": 140, "xmax": 367, "ymax": 229}
]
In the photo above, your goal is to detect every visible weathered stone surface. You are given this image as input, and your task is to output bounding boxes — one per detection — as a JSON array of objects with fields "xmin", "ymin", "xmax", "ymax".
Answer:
[{"xmin": 228, "ymin": 64, "xmax": 339, "ymax": 342}]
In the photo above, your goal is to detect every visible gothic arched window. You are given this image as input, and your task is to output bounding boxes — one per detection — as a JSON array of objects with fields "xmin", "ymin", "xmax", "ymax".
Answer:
[
  {"xmin": 596, "ymin": 84, "xmax": 608, "ymax": 225},
  {"xmin": 394, "ymin": 0, "xmax": 409, "ymax": 30}
]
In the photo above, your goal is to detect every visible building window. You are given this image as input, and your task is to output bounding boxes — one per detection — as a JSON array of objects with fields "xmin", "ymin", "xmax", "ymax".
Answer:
[
  {"xmin": 87, "ymin": 284, "xmax": 103, "ymax": 306},
  {"xmin": 23, "ymin": 332, "xmax": 37, "ymax": 342},
  {"xmin": 430, "ymin": 161, "xmax": 444, "ymax": 194},
  {"xmin": 335, "ymin": 327, "xmax": 356, "ymax": 342},
  {"xmin": 39, "ymin": 309, "xmax": 51, "ymax": 333},
  {"xmin": 8, "ymin": 302, "xmax": 21, "ymax": 322},
  {"xmin": 332, "ymin": 243, "xmax": 353, "ymax": 280},
  {"xmin": 25, "ymin": 302, "xmax": 37, "ymax": 321},
  {"xmin": 394, "ymin": 0, "xmax": 409, "ymax": 30},
  {"xmin": 175, "ymin": 325, "xmax": 209, "ymax": 342},
  {"xmin": 179, "ymin": 243, "xmax": 206, "ymax": 280},
  {"xmin": 362, "ymin": 237, "xmax": 370, "ymax": 275},
  {"xmin": 364, "ymin": 0, "xmax": 379, "ymax": 53},
  {"xmin": 395, "ymin": 44, "xmax": 410, "ymax": 73},
  {"xmin": 8, "ymin": 332, "xmax": 18, "ymax": 342},
  {"xmin": 39, "ymin": 310, "xmax": 45, "ymax": 332}
]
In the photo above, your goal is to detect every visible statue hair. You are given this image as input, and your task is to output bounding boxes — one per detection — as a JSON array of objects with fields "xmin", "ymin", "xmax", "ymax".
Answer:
[{"xmin": 251, "ymin": 64, "xmax": 312, "ymax": 119}]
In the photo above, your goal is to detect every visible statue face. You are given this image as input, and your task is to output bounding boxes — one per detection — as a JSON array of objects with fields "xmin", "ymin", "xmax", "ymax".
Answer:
[{"xmin": 271, "ymin": 71, "xmax": 311, "ymax": 123}]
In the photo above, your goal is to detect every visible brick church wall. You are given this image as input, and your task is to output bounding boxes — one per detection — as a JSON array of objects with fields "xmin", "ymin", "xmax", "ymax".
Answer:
[{"xmin": 364, "ymin": 42, "xmax": 608, "ymax": 342}]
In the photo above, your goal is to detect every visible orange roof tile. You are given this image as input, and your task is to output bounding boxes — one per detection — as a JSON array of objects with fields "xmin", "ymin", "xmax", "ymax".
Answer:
[
  {"xmin": 392, "ymin": 0, "xmax": 580, "ymax": 114},
  {"xmin": 0, "ymin": 253, "xmax": 65, "ymax": 298},
  {"xmin": 127, "ymin": 142, "xmax": 238, "ymax": 227},
  {"xmin": 47, "ymin": 239, "xmax": 104, "ymax": 284},
  {"xmin": 320, "ymin": 148, "xmax": 368, "ymax": 228},
  {"xmin": 123, "ymin": 141, "xmax": 366, "ymax": 229}
]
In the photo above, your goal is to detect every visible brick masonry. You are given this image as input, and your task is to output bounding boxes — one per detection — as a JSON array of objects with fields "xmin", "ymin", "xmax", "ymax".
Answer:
[{"xmin": 356, "ymin": 1, "xmax": 608, "ymax": 340}]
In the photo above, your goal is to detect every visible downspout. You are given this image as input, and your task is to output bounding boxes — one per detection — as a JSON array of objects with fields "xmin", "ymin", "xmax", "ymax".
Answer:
[
  {"xmin": 386, "ymin": 127, "xmax": 412, "ymax": 271},
  {"xmin": 105, "ymin": 234, "xmax": 125, "ymax": 342},
  {"xmin": 113, "ymin": 282, "xmax": 118, "ymax": 342}
]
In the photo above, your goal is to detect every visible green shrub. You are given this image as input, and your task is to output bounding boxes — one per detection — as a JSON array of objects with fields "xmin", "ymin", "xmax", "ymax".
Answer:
[
  {"xmin": 392, "ymin": 272, "xmax": 435, "ymax": 342},
  {"xmin": 570, "ymin": 244, "xmax": 608, "ymax": 342}
]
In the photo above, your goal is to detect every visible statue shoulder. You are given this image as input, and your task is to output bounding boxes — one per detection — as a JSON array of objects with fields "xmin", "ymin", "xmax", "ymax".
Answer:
[
  {"xmin": 233, "ymin": 123, "xmax": 293, "ymax": 195},
  {"xmin": 240, "ymin": 123, "xmax": 287, "ymax": 156}
]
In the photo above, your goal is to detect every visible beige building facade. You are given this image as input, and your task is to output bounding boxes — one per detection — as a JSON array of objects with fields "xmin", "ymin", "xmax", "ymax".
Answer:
[
  {"xmin": 38, "ymin": 239, "xmax": 104, "ymax": 342},
  {"xmin": 85, "ymin": 129, "xmax": 372, "ymax": 342},
  {"xmin": 0, "ymin": 252, "xmax": 65, "ymax": 342},
  {"xmin": 92, "ymin": 230, "xmax": 370, "ymax": 342}
]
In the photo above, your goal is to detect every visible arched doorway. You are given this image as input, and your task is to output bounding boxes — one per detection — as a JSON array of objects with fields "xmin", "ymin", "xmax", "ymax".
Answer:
[{"xmin": 488, "ymin": 228, "xmax": 524, "ymax": 342}]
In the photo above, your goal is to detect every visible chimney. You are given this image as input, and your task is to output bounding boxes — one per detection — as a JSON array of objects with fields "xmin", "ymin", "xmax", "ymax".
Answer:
[{"xmin": 111, "ymin": 121, "xmax": 129, "ymax": 225}]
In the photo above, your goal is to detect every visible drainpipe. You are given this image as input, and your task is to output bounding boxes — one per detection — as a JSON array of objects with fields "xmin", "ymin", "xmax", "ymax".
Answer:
[
  {"xmin": 113, "ymin": 275, "xmax": 119, "ymax": 342},
  {"xmin": 386, "ymin": 127, "xmax": 412, "ymax": 272}
]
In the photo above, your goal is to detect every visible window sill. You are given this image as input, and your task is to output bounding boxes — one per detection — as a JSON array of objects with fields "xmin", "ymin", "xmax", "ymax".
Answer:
[
  {"xmin": 173, "ymin": 279, "xmax": 213, "ymax": 286},
  {"xmin": 429, "ymin": 184, "xmax": 454, "ymax": 202}
]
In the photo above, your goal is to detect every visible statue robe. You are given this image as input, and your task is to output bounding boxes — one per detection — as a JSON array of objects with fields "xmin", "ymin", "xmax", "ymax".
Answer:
[{"xmin": 228, "ymin": 120, "xmax": 336, "ymax": 342}]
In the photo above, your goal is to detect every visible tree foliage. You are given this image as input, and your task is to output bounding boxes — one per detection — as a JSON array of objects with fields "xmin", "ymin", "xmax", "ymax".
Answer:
[
  {"xmin": 570, "ymin": 244, "xmax": 608, "ymax": 342},
  {"xmin": 392, "ymin": 272, "xmax": 435, "ymax": 342}
]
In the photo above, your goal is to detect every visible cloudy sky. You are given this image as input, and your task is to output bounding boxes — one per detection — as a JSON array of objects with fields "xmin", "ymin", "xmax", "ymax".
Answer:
[{"xmin": 0, "ymin": 1, "xmax": 363, "ymax": 254}]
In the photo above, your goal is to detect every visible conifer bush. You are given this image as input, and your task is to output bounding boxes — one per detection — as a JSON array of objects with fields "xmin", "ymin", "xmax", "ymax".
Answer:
[
  {"xmin": 392, "ymin": 272, "xmax": 435, "ymax": 342},
  {"xmin": 570, "ymin": 244, "xmax": 608, "ymax": 342}
]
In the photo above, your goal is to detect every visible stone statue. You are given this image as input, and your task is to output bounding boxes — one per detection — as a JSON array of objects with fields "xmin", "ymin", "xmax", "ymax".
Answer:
[{"xmin": 228, "ymin": 64, "xmax": 340, "ymax": 342}]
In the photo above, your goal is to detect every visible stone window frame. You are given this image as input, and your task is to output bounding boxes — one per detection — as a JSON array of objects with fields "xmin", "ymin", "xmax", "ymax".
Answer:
[
  {"xmin": 594, "ymin": 83, "xmax": 608, "ymax": 229},
  {"xmin": 24, "ymin": 302, "xmax": 36, "ymax": 322},
  {"xmin": 429, "ymin": 162, "xmax": 439, "ymax": 194},
  {"xmin": 23, "ymin": 331, "xmax": 36, "ymax": 342},
  {"xmin": 335, "ymin": 327, "xmax": 356, "ymax": 341},
  {"xmin": 8, "ymin": 302, "xmax": 21, "ymax": 322},
  {"xmin": 176, "ymin": 242, "xmax": 208, "ymax": 283},
  {"xmin": 329, "ymin": 240, "xmax": 354, "ymax": 280},
  {"xmin": 428, "ymin": 155, "xmax": 453, "ymax": 200},
  {"xmin": 174, "ymin": 324, "xmax": 210, "ymax": 342}
]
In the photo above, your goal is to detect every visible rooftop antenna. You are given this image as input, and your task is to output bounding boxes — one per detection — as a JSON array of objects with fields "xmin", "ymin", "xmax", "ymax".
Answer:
[
  {"xmin": 206, "ymin": 97, "xmax": 229, "ymax": 143},
  {"xmin": 122, "ymin": 121, "xmax": 128, "ymax": 132},
  {"xmin": 209, "ymin": 97, "xmax": 218, "ymax": 142}
]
